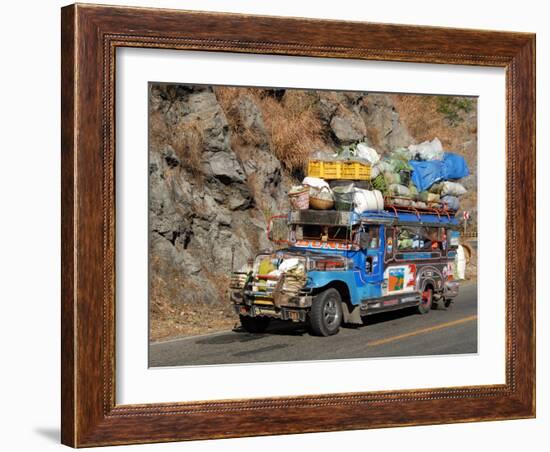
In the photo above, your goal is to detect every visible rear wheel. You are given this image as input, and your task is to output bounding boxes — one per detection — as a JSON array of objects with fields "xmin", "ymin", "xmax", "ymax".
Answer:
[
  {"xmin": 418, "ymin": 287, "xmax": 433, "ymax": 314},
  {"xmin": 239, "ymin": 315, "xmax": 270, "ymax": 333},
  {"xmin": 309, "ymin": 288, "xmax": 343, "ymax": 336}
]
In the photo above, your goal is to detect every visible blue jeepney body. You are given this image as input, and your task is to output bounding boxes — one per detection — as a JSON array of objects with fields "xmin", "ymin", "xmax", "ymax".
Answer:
[
  {"xmin": 231, "ymin": 208, "xmax": 460, "ymax": 324},
  {"xmin": 289, "ymin": 210, "xmax": 459, "ymax": 306}
]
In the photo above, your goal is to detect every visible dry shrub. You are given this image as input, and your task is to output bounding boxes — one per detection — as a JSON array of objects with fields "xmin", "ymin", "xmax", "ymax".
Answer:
[
  {"xmin": 214, "ymin": 87, "xmax": 325, "ymax": 173},
  {"xmin": 170, "ymin": 120, "xmax": 204, "ymax": 177},
  {"xmin": 149, "ymin": 109, "xmax": 204, "ymax": 179},
  {"xmin": 260, "ymin": 90, "xmax": 324, "ymax": 172},
  {"xmin": 214, "ymin": 86, "xmax": 265, "ymax": 148}
]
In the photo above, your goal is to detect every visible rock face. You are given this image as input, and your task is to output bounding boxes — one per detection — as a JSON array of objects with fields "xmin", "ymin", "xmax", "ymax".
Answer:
[
  {"xmin": 330, "ymin": 105, "xmax": 368, "ymax": 144},
  {"xmin": 316, "ymin": 91, "xmax": 412, "ymax": 151},
  {"xmin": 149, "ymin": 85, "xmax": 273, "ymax": 312}
]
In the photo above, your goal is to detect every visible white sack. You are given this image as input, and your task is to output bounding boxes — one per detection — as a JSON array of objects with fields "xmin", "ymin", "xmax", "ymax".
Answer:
[
  {"xmin": 353, "ymin": 189, "xmax": 384, "ymax": 213},
  {"xmin": 441, "ymin": 181, "xmax": 467, "ymax": 197},
  {"xmin": 389, "ymin": 183, "xmax": 410, "ymax": 197},
  {"xmin": 408, "ymin": 138, "xmax": 444, "ymax": 161},
  {"xmin": 302, "ymin": 176, "xmax": 330, "ymax": 190},
  {"xmin": 279, "ymin": 258, "xmax": 302, "ymax": 273},
  {"xmin": 355, "ymin": 143, "xmax": 380, "ymax": 164}
]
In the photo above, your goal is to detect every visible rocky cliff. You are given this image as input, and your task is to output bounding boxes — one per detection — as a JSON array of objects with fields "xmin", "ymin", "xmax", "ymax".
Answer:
[{"xmin": 148, "ymin": 84, "xmax": 477, "ymax": 340}]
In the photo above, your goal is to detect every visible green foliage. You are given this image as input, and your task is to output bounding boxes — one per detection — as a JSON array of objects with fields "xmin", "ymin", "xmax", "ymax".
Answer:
[
  {"xmin": 371, "ymin": 174, "xmax": 388, "ymax": 194},
  {"xmin": 436, "ymin": 96, "xmax": 475, "ymax": 126}
]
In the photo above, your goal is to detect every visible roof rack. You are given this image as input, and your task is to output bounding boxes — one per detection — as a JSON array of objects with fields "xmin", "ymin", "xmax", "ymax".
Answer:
[{"xmin": 383, "ymin": 196, "xmax": 456, "ymax": 221}]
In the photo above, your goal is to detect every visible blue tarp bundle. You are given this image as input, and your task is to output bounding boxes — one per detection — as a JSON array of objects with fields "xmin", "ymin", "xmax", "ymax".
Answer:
[
  {"xmin": 443, "ymin": 152, "xmax": 470, "ymax": 180},
  {"xmin": 409, "ymin": 152, "xmax": 470, "ymax": 191}
]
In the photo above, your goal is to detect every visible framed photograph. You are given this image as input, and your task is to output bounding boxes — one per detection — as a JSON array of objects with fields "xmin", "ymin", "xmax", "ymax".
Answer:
[{"xmin": 61, "ymin": 3, "xmax": 535, "ymax": 447}]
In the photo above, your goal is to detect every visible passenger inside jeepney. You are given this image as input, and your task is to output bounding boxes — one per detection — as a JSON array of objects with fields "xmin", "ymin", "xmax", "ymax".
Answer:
[{"xmin": 397, "ymin": 226, "xmax": 441, "ymax": 251}]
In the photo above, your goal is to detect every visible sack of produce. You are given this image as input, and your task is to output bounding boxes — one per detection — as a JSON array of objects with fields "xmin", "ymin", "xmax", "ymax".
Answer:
[
  {"xmin": 384, "ymin": 171, "xmax": 401, "ymax": 185},
  {"xmin": 309, "ymin": 186, "xmax": 335, "ymax": 210},
  {"xmin": 413, "ymin": 201, "xmax": 428, "ymax": 209},
  {"xmin": 389, "ymin": 184, "xmax": 410, "ymax": 197},
  {"xmin": 418, "ymin": 191, "xmax": 441, "ymax": 203},
  {"xmin": 375, "ymin": 160, "xmax": 394, "ymax": 173},
  {"xmin": 390, "ymin": 147, "xmax": 415, "ymax": 161},
  {"xmin": 393, "ymin": 197, "xmax": 412, "ymax": 207},
  {"xmin": 369, "ymin": 164, "xmax": 381, "ymax": 180},
  {"xmin": 409, "ymin": 137, "xmax": 444, "ymax": 161},
  {"xmin": 441, "ymin": 195, "xmax": 460, "ymax": 211},
  {"xmin": 389, "ymin": 158, "xmax": 412, "ymax": 172},
  {"xmin": 353, "ymin": 189, "xmax": 384, "ymax": 213},
  {"xmin": 408, "ymin": 183, "xmax": 419, "ymax": 198},
  {"xmin": 302, "ymin": 176, "xmax": 330, "ymax": 191},
  {"xmin": 441, "ymin": 181, "xmax": 467, "ymax": 197},
  {"xmin": 333, "ymin": 184, "xmax": 355, "ymax": 211},
  {"xmin": 355, "ymin": 143, "xmax": 380, "ymax": 164},
  {"xmin": 288, "ymin": 185, "xmax": 309, "ymax": 210},
  {"xmin": 428, "ymin": 182, "xmax": 444, "ymax": 194}
]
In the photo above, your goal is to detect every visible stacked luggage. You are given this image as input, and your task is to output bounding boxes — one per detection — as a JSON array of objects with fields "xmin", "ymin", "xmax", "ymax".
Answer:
[{"xmin": 288, "ymin": 139, "xmax": 470, "ymax": 214}]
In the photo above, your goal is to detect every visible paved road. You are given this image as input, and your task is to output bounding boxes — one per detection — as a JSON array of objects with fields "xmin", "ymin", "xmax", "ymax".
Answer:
[{"xmin": 149, "ymin": 282, "xmax": 478, "ymax": 367}]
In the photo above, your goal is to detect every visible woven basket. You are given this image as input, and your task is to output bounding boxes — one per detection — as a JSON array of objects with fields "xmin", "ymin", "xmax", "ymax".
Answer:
[
  {"xmin": 308, "ymin": 186, "xmax": 334, "ymax": 210},
  {"xmin": 288, "ymin": 188, "xmax": 309, "ymax": 210}
]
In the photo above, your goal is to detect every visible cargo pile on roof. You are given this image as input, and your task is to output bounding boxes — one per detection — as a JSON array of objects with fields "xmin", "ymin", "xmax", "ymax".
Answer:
[{"xmin": 288, "ymin": 138, "xmax": 470, "ymax": 215}]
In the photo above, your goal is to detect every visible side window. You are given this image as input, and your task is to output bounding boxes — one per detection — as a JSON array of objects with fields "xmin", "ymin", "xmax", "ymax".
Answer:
[{"xmin": 397, "ymin": 227, "xmax": 442, "ymax": 251}]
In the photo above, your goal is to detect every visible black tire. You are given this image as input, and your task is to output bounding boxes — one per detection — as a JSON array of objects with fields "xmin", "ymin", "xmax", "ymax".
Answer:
[
  {"xmin": 239, "ymin": 315, "xmax": 270, "ymax": 334},
  {"xmin": 418, "ymin": 286, "xmax": 433, "ymax": 314},
  {"xmin": 309, "ymin": 288, "xmax": 343, "ymax": 336}
]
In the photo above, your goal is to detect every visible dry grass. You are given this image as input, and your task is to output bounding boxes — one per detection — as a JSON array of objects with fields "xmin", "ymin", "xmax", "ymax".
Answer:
[
  {"xmin": 149, "ymin": 110, "xmax": 204, "ymax": 179},
  {"xmin": 390, "ymin": 94, "xmax": 477, "ymax": 157},
  {"xmin": 215, "ymin": 87, "xmax": 326, "ymax": 173},
  {"xmin": 262, "ymin": 90, "xmax": 325, "ymax": 172},
  {"xmin": 149, "ymin": 256, "xmax": 236, "ymax": 342}
]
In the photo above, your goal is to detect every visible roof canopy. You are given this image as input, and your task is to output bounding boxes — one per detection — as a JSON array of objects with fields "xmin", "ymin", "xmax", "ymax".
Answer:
[{"xmin": 288, "ymin": 209, "xmax": 459, "ymax": 228}]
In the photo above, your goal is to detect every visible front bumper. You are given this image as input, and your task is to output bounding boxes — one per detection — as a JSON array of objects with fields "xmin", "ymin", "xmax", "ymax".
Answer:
[
  {"xmin": 231, "ymin": 292, "xmax": 312, "ymax": 322},
  {"xmin": 232, "ymin": 303, "xmax": 308, "ymax": 322}
]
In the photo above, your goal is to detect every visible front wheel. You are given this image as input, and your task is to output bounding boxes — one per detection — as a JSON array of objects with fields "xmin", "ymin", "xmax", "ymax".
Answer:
[
  {"xmin": 309, "ymin": 288, "xmax": 343, "ymax": 336},
  {"xmin": 239, "ymin": 315, "xmax": 270, "ymax": 333},
  {"xmin": 418, "ymin": 287, "xmax": 433, "ymax": 314}
]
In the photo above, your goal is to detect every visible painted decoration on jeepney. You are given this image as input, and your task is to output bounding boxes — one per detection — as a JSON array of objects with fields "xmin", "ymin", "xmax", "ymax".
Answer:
[
  {"xmin": 388, "ymin": 268, "xmax": 404, "ymax": 291},
  {"xmin": 385, "ymin": 264, "xmax": 417, "ymax": 293},
  {"xmin": 293, "ymin": 240, "xmax": 352, "ymax": 251}
]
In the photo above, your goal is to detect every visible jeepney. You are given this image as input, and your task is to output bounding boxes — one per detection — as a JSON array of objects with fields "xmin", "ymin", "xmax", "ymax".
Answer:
[{"xmin": 230, "ymin": 207, "xmax": 460, "ymax": 336}]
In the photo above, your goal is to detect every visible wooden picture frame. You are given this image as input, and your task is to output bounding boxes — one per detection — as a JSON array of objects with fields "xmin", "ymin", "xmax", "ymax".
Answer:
[{"xmin": 61, "ymin": 3, "xmax": 535, "ymax": 447}]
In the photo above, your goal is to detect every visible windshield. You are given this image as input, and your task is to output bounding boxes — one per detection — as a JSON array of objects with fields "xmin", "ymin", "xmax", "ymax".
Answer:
[
  {"xmin": 360, "ymin": 225, "xmax": 380, "ymax": 249},
  {"xmin": 296, "ymin": 224, "xmax": 351, "ymax": 242}
]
